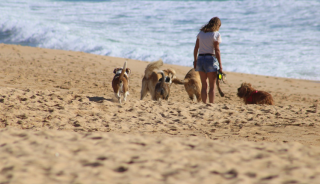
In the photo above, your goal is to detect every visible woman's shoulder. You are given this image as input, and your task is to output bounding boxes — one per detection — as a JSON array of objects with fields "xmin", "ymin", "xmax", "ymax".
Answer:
[
  {"xmin": 214, "ymin": 31, "xmax": 222, "ymax": 42},
  {"xmin": 214, "ymin": 31, "xmax": 221, "ymax": 38}
]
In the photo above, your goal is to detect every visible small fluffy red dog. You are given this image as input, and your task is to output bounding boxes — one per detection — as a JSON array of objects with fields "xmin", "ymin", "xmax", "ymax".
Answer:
[{"xmin": 237, "ymin": 82, "xmax": 274, "ymax": 105}]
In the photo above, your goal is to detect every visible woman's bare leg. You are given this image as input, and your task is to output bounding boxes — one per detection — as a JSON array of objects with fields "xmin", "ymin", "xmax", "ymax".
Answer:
[
  {"xmin": 199, "ymin": 71, "xmax": 208, "ymax": 103},
  {"xmin": 207, "ymin": 72, "xmax": 217, "ymax": 103}
]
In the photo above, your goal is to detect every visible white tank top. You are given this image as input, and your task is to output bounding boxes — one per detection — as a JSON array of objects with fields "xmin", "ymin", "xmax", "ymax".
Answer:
[{"xmin": 197, "ymin": 31, "xmax": 221, "ymax": 55}]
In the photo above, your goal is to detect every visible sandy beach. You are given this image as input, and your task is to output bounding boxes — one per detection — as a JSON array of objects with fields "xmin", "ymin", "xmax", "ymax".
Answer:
[{"xmin": 1, "ymin": 43, "xmax": 320, "ymax": 184}]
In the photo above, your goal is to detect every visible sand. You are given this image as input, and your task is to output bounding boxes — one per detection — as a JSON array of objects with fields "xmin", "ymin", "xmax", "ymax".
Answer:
[{"xmin": 0, "ymin": 43, "xmax": 320, "ymax": 184}]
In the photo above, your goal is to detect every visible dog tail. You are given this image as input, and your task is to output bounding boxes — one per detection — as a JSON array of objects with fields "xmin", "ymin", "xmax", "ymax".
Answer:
[
  {"xmin": 119, "ymin": 61, "xmax": 127, "ymax": 82},
  {"xmin": 172, "ymin": 78, "xmax": 188, "ymax": 85},
  {"xmin": 144, "ymin": 59, "xmax": 163, "ymax": 79}
]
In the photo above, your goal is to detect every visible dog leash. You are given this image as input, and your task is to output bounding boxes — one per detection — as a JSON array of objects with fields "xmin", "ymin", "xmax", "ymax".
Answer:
[{"xmin": 247, "ymin": 91, "xmax": 258, "ymax": 103}]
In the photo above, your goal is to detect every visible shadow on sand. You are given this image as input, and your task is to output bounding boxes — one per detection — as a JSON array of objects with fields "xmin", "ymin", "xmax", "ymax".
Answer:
[{"xmin": 87, "ymin": 96, "xmax": 113, "ymax": 103}]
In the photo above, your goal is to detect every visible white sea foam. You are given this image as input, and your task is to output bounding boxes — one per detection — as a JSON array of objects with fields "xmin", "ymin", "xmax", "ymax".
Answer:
[{"xmin": 1, "ymin": 0, "xmax": 319, "ymax": 80}]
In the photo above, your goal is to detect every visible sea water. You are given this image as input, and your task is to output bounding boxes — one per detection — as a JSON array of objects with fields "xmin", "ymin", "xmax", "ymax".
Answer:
[{"xmin": 1, "ymin": 0, "xmax": 320, "ymax": 81}]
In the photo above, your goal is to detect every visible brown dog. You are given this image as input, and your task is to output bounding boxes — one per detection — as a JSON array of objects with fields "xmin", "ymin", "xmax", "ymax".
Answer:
[
  {"xmin": 237, "ymin": 82, "xmax": 274, "ymax": 105},
  {"xmin": 172, "ymin": 68, "xmax": 226, "ymax": 102},
  {"xmin": 172, "ymin": 68, "xmax": 202, "ymax": 102},
  {"xmin": 140, "ymin": 59, "xmax": 176, "ymax": 100},
  {"xmin": 154, "ymin": 72, "xmax": 171, "ymax": 101},
  {"xmin": 112, "ymin": 61, "xmax": 131, "ymax": 103}
]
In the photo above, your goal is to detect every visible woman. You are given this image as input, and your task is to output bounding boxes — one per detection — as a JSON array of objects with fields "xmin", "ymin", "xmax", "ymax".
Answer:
[{"xmin": 193, "ymin": 17, "xmax": 222, "ymax": 103}]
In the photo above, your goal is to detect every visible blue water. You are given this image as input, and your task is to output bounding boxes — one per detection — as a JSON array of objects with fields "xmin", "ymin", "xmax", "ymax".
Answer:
[{"xmin": 1, "ymin": 0, "xmax": 320, "ymax": 81}]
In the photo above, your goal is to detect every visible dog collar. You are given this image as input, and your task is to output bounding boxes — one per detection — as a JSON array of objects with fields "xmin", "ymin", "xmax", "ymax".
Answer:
[{"xmin": 247, "ymin": 90, "xmax": 258, "ymax": 103}]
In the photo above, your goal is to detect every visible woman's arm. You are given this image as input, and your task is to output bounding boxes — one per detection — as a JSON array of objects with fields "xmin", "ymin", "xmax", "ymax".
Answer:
[
  {"xmin": 193, "ymin": 38, "xmax": 199, "ymax": 69},
  {"xmin": 214, "ymin": 41, "xmax": 222, "ymax": 72}
]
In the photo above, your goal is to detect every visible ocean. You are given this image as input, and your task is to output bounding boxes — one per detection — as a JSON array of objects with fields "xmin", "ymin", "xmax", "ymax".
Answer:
[{"xmin": 1, "ymin": 0, "xmax": 320, "ymax": 81}]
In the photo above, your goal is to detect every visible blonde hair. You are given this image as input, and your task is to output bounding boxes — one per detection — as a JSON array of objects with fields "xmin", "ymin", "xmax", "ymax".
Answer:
[{"xmin": 200, "ymin": 17, "xmax": 221, "ymax": 33}]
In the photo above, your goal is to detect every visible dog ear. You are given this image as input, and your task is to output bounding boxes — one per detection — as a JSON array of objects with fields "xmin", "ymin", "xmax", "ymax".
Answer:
[
  {"xmin": 169, "ymin": 73, "xmax": 175, "ymax": 79},
  {"xmin": 239, "ymin": 83, "xmax": 247, "ymax": 95},
  {"xmin": 243, "ymin": 83, "xmax": 252, "ymax": 90},
  {"xmin": 126, "ymin": 68, "xmax": 131, "ymax": 75},
  {"xmin": 113, "ymin": 68, "xmax": 118, "ymax": 74},
  {"xmin": 165, "ymin": 69, "xmax": 176, "ymax": 78}
]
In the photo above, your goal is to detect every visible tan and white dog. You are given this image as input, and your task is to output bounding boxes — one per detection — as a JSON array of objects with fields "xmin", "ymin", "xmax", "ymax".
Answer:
[
  {"xmin": 173, "ymin": 68, "xmax": 226, "ymax": 102},
  {"xmin": 140, "ymin": 59, "xmax": 176, "ymax": 100},
  {"xmin": 112, "ymin": 61, "xmax": 131, "ymax": 103}
]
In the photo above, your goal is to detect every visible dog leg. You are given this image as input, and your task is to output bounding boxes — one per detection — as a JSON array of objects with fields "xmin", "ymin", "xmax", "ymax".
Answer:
[
  {"xmin": 152, "ymin": 92, "xmax": 158, "ymax": 101},
  {"xmin": 123, "ymin": 91, "xmax": 129, "ymax": 102},
  {"xmin": 196, "ymin": 94, "xmax": 202, "ymax": 102},
  {"xmin": 165, "ymin": 94, "xmax": 169, "ymax": 100},
  {"xmin": 188, "ymin": 94, "xmax": 195, "ymax": 101},
  {"xmin": 114, "ymin": 92, "xmax": 121, "ymax": 103},
  {"xmin": 140, "ymin": 80, "xmax": 148, "ymax": 100},
  {"xmin": 140, "ymin": 88, "xmax": 148, "ymax": 100}
]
